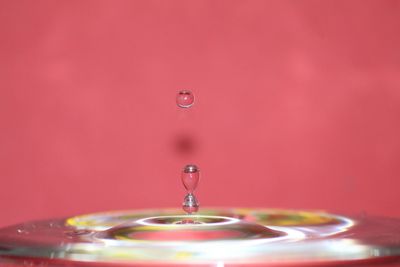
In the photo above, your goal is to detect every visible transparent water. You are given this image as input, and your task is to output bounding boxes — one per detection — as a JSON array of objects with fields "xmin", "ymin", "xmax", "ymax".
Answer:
[{"xmin": 1, "ymin": 208, "xmax": 400, "ymax": 266}]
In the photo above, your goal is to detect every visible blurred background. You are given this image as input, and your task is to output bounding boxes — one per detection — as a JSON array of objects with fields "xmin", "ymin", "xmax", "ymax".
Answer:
[{"xmin": 0, "ymin": 0, "xmax": 399, "ymax": 228}]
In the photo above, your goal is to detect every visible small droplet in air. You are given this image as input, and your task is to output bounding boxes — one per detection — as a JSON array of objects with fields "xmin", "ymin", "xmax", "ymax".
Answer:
[{"xmin": 176, "ymin": 90, "xmax": 194, "ymax": 108}]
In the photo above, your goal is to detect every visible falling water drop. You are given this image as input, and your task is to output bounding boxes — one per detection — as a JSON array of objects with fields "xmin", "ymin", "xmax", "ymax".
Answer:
[
  {"xmin": 182, "ymin": 164, "xmax": 200, "ymax": 214},
  {"xmin": 182, "ymin": 164, "xmax": 200, "ymax": 193},
  {"xmin": 176, "ymin": 90, "xmax": 194, "ymax": 108}
]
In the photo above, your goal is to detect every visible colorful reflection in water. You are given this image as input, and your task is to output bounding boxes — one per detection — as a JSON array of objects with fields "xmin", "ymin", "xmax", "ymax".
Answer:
[{"xmin": 0, "ymin": 208, "xmax": 399, "ymax": 265}]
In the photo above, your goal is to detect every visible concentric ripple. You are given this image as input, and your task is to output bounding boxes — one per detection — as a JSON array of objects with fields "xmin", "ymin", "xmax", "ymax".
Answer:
[
  {"xmin": 95, "ymin": 215, "xmax": 286, "ymax": 243},
  {"xmin": 0, "ymin": 208, "xmax": 400, "ymax": 265}
]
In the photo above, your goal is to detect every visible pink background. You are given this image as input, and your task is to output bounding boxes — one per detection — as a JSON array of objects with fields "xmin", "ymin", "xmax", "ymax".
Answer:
[{"xmin": 1, "ymin": 0, "xmax": 400, "ymax": 228}]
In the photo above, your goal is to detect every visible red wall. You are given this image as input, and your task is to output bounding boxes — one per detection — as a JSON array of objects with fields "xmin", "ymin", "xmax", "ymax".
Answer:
[{"xmin": 1, "ymin": 0, "xmax": 400, "ymax": 227}]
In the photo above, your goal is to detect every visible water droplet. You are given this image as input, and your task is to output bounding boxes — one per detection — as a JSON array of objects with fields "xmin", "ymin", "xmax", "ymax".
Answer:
[
  {"xmin": 181, "ymin": 165, "xmax": 200, "ymax": 214},
  {"xmin": 183, "ymin": 193, "xmax": 199, "ymax": 214},
  {"xmin": 181, "ymin": 164, "xmax": 199, "ymax": 193},
  {"xmin": 176, "ymin": 90, "xmax": 194, "ymax": 108}
]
